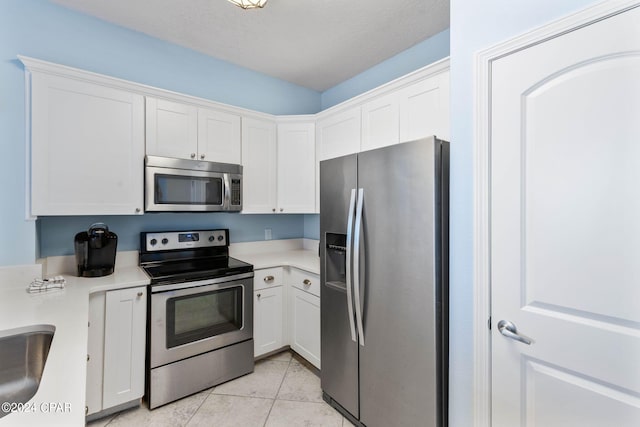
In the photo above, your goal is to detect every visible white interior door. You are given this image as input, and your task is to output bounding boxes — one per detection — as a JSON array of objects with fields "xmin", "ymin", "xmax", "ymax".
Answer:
[{"xmin": 491, "ymin": 5, "xmax": 640, "ymax": 426}]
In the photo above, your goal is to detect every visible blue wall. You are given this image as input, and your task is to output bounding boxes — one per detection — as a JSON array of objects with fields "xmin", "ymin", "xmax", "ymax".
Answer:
[
  {"xmin": 303, "ymin": 214, "xmax": 320, "ymax": 240},
  {"xmin": 448, "ymin": 1, "xmax": 601, "ymax": 425},
  {"xmin": 321, "ymin": 29, "xmax": 450, "ymax": 109},
  {"xmin": 0, "ymin": 0, "xmax": 321, "ymax": 265},
  {"xmin": 39, "ymin": 214, "xmax": 305, "ymax": 258}
]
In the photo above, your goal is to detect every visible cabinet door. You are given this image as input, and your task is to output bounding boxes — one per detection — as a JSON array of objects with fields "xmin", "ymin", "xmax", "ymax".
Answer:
[
  {"xmin": 146, "ymin": 97, "xmax": 198, "ymax": 159},
  {"xmin": 290, "ymin": 287, "xmax": 321, "ymax": 368},
  {"xmin": 103, "ymin": 287, "xmax": 146, "ymax": 409},
  {"xmin": 30, "ymin": 73, "xmax": 144, "ymax": 215},
  {"xmin": 316, "ymin": 107, "xmax": 361, "ymax": 212},
  {"xmin": 361, "ymin": 92, "xmax": 400, "ymax": 151},
  {"xmin": 399, "ymin": 70, "xmax": 450, "ymax": 142},
  {"xmin": 277, "ymin": 122, "xmax": 316, "ymax": 213},
  {"xmin": 316, "ymin": 107, "xmax": 361, "ymax": 162},
  {"xmin": 241, "ymin": 117, "xmax": 277, "ymax": 213},
  {"xmin": 197, "ymin": 108, "xmax": 241, "ymax": 163},
  {"xmin": 254, "ymin": 286, "xmax": 284, "ymax": 357},
  {"xmin": 86, "ymin": 292, "xmax": 105, "ymax": 416}
]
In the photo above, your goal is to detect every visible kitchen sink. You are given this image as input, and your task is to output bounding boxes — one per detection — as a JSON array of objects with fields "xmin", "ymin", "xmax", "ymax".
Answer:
[{"xmin": 0, "ymin": 324, "xmax": 55, "ymax": 418}]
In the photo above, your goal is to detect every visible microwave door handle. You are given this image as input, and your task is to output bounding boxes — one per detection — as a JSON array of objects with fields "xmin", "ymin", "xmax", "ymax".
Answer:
[{"xmin": 223, "ymin": 173, "xmax": 231, "ymax": 209}]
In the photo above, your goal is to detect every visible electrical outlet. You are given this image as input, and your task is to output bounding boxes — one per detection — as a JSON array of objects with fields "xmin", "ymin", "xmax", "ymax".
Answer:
[{"xmin": 265, "ymin": 228, "xmax": 272, "ymax": 240}]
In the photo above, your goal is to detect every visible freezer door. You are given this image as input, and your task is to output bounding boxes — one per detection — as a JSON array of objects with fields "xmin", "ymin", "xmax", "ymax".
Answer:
[
  {"xmin": 357, "ymin": 137, "xmax": 448, "ymax": 427},
  {"xmin": 320, "ymin": 154, "xmax": 360, "ymax": 418}
]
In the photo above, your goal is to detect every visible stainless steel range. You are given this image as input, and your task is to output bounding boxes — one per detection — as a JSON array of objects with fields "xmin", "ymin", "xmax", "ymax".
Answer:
[{"xmin": 139, "ymin": 229, "xmax": 254, "ymax": 409}]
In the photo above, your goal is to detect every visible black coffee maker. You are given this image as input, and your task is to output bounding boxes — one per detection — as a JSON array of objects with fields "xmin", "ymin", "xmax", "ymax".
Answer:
[{"xmin": 74, "ymin": 223, "xmax": 118, "ymax": 277}]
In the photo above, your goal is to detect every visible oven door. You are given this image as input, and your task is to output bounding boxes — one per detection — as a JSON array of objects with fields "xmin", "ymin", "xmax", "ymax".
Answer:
[
  {"xmin": 150, "ymin": 275, "xmax": 253, "ymax": 368},
  {"xmin": 145, "ymin": 166, "xmax": 230, "ymax": 212}
]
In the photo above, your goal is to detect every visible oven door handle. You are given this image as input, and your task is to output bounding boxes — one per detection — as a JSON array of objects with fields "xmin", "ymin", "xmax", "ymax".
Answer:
[{"xmin": 150, "ymin": 272, "xmax": 255, "ymax": 293}]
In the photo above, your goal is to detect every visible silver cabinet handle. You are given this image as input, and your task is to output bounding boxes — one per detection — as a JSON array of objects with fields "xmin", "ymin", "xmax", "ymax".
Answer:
[
  {"xmin": 272, "ymin": 208, "xmax": 276, "ymax": 212},
  {"xmin": 135, "ymin": 208, "xmax": 141, "ymax": 213},
  {"xmin": 497, "ymin": 320, "xmax": 532, "ymax": 345},
  {"xmin": 200, "ymin": 153, "xmax": 205, "ymax": 159},
  {"xmin": 353, "ymin": 188, "xmax": 365, "ymax": 347},
  {"xmin": 257, "ymin": 293, "xmax": 261, "ymax": 299},
  {"xmin": 303, "ymin": 279, "xmax": 312, "ymax": 286},
  {"xmin": 190, "ymin": 153, "xmax": 196, "ymax": 159},
  {"xmin": 137, "ymin": 292, "xmax": 143, "ymax": 297},
  {"xmin": 263, "ymin": 275, "xmax": 274, "ymax": 283},
  {"xmin": 345, "ymin": 189, "xmax": 357, "ymax": 343},
  {"xmin": 280, "ymin": 208, "xmax": 283, "ymax": 212}
]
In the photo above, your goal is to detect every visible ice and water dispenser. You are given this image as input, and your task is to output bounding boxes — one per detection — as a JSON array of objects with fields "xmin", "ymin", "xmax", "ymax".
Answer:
[{"xmin": 325, "ymin": 233, "xmax": 348, "ymax": 289}]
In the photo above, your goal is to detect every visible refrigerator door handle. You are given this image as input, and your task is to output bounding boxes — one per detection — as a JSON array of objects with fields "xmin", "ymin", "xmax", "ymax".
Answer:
[
  {"xmin": 353, "ymin": 188, "xmax": 365, "ymax": 347},
  {"xmin": 345, "ymin": 188, "xmax": 358, "ymax": 343}
]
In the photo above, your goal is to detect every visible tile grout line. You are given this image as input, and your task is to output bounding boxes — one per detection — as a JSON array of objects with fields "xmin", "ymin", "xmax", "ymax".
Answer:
[
  {"xmin": 183, "ymin": 390, "xmax": 214, "ymax": 427},
  {"xmin": 262, "ymin": 353, "xmax": 293, "ymax": 427}
]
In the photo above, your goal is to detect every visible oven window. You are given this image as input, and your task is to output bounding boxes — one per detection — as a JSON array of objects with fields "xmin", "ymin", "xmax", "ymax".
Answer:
[
  {"xmin": 166, "ymin": 286, "xmax": 243, "ymax": 348},
  {"xmin": 155, "ymin": 174, "xmax": 223, "ymax": 205}
]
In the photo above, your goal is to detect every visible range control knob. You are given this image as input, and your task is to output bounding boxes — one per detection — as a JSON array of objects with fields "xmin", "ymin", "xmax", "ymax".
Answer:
[
  {"xmin": 217, "ymin": 235, "xmax": 224, "ymax": 242},
  {"xmin": 150, "ymin": 238, "xmax": 157, "ymax": 246},
  {"xmin": 161, "ymin": 238, "xmax": 169, "ymax": 245},
  {"xmin": 208, "ymin": 236, "xmax": 215, "ymax": 242}
]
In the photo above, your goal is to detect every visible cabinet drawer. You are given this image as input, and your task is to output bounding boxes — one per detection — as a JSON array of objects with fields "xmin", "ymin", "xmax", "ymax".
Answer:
[
  {"xmin": 254, "ymin": 267, "xmax": 284, "ymax": 291},
  {"xmin": 289, "ymin": 268, "xmax": 320, "ymax": 297}
]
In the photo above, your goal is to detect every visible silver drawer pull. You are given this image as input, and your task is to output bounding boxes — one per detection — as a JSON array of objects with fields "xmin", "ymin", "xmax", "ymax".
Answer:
[
  {"xmin": 303, "ymin": 279, "xmax": 312, "ymax": 286},
  {"xmin": 263, "ymin": 275, "xmax": 275, "ymax": 283}
]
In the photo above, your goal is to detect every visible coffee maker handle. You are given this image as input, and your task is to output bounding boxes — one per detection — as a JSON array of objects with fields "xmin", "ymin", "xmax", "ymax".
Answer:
[{"xmin": 88, "ymin": 223, "xmax": 109, "ymax": 248}]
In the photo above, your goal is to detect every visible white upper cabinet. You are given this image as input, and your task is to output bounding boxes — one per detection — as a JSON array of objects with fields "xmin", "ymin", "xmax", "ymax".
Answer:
[
  {"xmin": 361, "ymin": 92, "xmax": 400, "ymax": 151},
  {"xmin": 316, "ymin": 107, "xmax": 362, "ymax": 161},
  {"xmin": 242, "ymin": 117, "xmax": 316, "ymax": 214},
  {"xmin": 241, "ymin": 117, "xmax": 278, "ymax": 213},
  {"xmin": 145, "ymin": 97, "xmax": 198, "ymax": 159},
  {"xmin": 30, "ymin": 72, "xmax": 144, "ymax": 216},
  {"xmin": 146, "ymin": 97, "xmax": 241, "ymax": 163},
  {"xmin": 197, "ymin": 107, "xmax": 242, "ymax": 164},
  {"xmin": 277, "ymin": 121, "xmax": 316, "ymax": 213},
  {"xmin": 399, "ymin": 70, "xmax": 450, "ymax": 142}
]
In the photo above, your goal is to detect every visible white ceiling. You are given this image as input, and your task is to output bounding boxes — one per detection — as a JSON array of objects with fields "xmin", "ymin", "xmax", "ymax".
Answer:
[{"xmin": 49, "ymin": 0, "xmax": 449, "ymax": 92}]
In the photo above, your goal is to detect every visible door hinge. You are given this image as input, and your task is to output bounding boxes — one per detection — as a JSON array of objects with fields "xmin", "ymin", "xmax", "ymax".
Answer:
[{"xmin": 488, "ymin": 316, "xmax": 492, "ymax": 330}]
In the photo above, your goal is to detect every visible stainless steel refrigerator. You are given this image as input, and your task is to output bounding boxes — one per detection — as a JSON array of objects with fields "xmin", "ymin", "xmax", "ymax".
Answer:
[{"xmin": 320, "ymin": 136, "xmax": 449, "ymax": 427}]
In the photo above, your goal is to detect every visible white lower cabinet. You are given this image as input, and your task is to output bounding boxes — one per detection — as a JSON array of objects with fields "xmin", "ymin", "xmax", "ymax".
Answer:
[
  {"xmin": 252, "ymin": 266, "xmax": 320, "ymax": 368},
  {"xmin": 254, "ymin": 286, "xmax": 284, "ymax": 357},
  {"xmin": 290, "ymin": 287, "xmax": 321, "ymax": 369},
  {"xmin": 253, "ymin": 267, "xmax": 284, "ymax": 358},
  {"xmin": 86, "ymin": 286, "xmax": 146, "ymax": 417}
]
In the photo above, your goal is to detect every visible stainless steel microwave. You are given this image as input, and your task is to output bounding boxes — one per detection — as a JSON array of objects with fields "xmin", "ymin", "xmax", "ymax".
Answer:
[{"xmin": 145, "ymin": 155, "xmax": 242, "ymax": 212}]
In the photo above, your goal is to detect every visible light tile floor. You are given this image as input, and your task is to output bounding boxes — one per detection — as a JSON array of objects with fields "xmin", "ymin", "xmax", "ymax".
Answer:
[{"xmin": 87, "ymin": 350, "xmax": 353, "ymax": 427}]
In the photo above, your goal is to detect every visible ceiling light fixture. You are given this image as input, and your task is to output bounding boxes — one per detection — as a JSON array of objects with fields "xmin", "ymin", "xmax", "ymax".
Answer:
[{"xmin": 227, "ymin": 0, "xmax": 267, "ymax": 9}]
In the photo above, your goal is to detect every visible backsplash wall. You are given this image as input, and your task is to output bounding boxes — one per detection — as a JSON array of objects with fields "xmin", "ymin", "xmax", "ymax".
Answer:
[{"xmin": 38, "ymin": 214, "xmax": 305, "ymax": 258}]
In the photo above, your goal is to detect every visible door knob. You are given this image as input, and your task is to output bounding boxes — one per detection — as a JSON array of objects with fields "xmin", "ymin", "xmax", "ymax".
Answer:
[{"xmin": 497, "ymin": 320, "xmax": 532, "ymax": 345}]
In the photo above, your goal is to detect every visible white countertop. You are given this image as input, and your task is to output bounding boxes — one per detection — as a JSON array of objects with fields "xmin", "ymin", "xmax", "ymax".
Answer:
[
  {"xmin": 236, "ymin": 249, "xmax": 320, "ymax": 275},
  {"xmin": 0, "ymin": 265, "xmax": 149, "ymax": 426}
]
